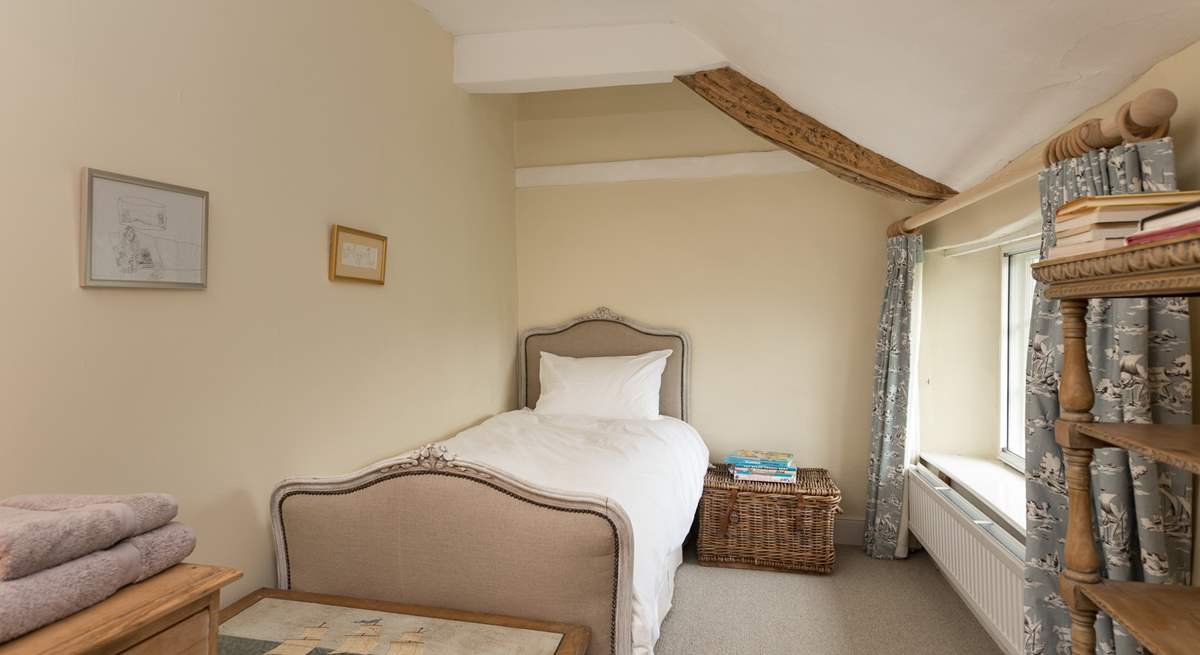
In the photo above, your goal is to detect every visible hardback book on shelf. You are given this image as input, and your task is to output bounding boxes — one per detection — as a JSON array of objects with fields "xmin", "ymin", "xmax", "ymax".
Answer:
[
  {"xmin": 1055, "ymin": 223, "xmax": 1142, "ymax": 245},
  {"xmin": 1127, "ymin": 221, "xmax": 1200, "ymax": 245},
  {"xmin": 1047, "ymin": 238, "xmax": 1129, "ymax": 259},
  {"xmin": 723, "ymin": 449, "xmax": 794, "ymax": 469},
  {"xmin": 1049, "ymin": 191, "xmax": 1200, "ymax": 259},
  {"xmin": 1055, "ymin": 190, "xmax": 1200, "ymax": 226},
  {"xmin": 1125, "ymin": 198, "xmax": 1200, "ymax": 245}
]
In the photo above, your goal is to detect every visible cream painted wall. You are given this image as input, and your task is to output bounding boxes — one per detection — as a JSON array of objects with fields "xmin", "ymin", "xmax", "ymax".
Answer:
[
  {"xmin": 516, "ymin": 171, "xmax": 906, "ymax": 517},
  {"xmin": 0, "ymin": 0, "xmax": 516, "ymax": 604},
  {"xmin": 918, "ymin": 181, "xmax": 1039, "ymax": 458},
  {"xmin": 516, "ymin": 81, "xmax": 774, "ymax": 167},
  {"xmin": 921, "ymin": 181, "xmax": 1041, "ymax": 251},
  {"xmin": 918, "ymin": 247, "xmax": 1004, "ymax": 457}
]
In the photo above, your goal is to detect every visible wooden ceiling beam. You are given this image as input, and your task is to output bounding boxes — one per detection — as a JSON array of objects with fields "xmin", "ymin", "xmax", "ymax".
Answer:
[{"xmin": 677, "ymin": 67, "xmax": 957, "ymax": 204}]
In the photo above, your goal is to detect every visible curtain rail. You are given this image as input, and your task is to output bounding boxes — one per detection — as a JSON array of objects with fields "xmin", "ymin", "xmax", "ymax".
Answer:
[{"xmin": 887, "ymin": 158, "xmax": 1042, "ymax": 237}]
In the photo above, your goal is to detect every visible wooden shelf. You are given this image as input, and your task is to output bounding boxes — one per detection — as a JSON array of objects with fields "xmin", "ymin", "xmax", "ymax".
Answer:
[
  {"xmin": 1076, "ymin": 423, "xmax": 1200, "ymax": 475},
  {"xmin": 1081, "ymin": 581, "xmax": 1200, "ymax": 655},
  {"xmin": 1032, "ymin": 233, "xmax": 1200, "ymax": 299}
]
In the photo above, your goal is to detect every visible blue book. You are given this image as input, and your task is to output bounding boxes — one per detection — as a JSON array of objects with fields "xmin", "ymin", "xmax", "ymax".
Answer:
[{"xmin": 731, "ymin": 466, "xmax": 797, "ymax": 483}]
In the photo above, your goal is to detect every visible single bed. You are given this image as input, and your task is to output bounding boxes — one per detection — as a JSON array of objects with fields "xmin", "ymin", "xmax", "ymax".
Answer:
[{"xmin": 270, "ymin": 307, "xmax": 708, "ymax": 655}]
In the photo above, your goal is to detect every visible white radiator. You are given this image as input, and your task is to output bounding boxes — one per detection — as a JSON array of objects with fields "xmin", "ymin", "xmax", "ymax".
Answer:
[{"xmin": 908, "ymin": 466, "xmax": 1024, "ymax": 655}]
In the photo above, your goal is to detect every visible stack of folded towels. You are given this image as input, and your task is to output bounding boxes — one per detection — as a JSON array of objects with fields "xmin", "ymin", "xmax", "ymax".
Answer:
[{"xmin": 0, "ymin": 493, "xmax": 195, "ymax": 643}]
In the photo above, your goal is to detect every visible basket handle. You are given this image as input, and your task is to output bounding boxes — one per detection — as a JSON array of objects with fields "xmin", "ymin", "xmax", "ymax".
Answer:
[{"xmin": 717, "ymin": 489, "xmax": 739, "ymax": 538}]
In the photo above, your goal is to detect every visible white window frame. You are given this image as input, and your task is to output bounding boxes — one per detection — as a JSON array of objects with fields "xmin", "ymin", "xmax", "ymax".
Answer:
[{"xmin": 999, "ymin": 238, "xmax": 1040, "ymax": 472}]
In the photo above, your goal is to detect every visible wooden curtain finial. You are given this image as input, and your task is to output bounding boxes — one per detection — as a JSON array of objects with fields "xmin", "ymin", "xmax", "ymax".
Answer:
[
  {"xmin": 1104, "ymin": 87, "xmax": 1177, "ymax": 142},
  {"xmin": 1042, "ymin": 88, "xmax": 1177, "ymax": 167}
]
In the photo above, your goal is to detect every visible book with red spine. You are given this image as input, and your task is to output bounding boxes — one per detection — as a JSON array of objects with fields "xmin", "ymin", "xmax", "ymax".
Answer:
[
  {"xmin": 1125, "ymin": 198, "xmax": 1200, "ymax": 245},
  {"xmin": 1125, "ymin": 221, "xmax": 1200, "ymax": 245}
]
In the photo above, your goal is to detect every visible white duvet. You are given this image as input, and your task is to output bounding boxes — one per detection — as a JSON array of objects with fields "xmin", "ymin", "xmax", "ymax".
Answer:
[{"xmin": 442, "ymin": 409, "xmax": 709, "ymax": 655}]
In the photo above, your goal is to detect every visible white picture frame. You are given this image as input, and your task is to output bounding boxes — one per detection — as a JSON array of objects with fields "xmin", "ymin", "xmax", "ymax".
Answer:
[{"xmin": 80, "ymin": 168, "xmax": 209, "ymax": 289}]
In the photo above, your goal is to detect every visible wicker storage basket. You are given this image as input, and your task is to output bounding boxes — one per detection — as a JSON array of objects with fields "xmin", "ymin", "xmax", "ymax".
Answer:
[{"xmin": 698, "ymin": 466, "xmax": 842, "ymax": 574}]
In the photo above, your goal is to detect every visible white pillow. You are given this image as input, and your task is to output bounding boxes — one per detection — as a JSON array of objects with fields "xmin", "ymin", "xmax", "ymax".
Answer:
[{"xmin": 534, "ymin": 349, "xmax": 673, "ymax": 420}]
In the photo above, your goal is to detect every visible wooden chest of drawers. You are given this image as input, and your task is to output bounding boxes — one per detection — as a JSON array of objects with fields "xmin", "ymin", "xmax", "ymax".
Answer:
[{"xmin": 0, "ymin": 564, "xmax": 240, "ymax": 655}]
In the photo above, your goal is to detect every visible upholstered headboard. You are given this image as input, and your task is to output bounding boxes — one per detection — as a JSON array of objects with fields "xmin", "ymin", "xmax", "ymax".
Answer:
[{"xmin": 518, "ymin": 307, "xmax": 691, "ymax": 422}]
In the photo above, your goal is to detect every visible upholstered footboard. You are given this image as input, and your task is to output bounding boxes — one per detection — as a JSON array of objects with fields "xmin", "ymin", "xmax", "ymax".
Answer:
[{"xmin": 270, "ymin": 444, "xmax": 634, "ymax": 655}]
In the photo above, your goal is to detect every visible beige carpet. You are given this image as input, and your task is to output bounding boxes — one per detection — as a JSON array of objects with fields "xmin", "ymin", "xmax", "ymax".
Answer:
[{"xmin": 655, "ymin": 546, "xmax": 1004, "ymax": 655}]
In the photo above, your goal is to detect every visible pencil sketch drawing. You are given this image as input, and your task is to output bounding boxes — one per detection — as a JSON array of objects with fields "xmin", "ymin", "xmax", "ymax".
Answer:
[
  {"xmin": 85, "ymin": 171, "xmax": 207, "ymax": 287},
  {"xmin": 107, "ymin": 195, "xmax": 202, "ymax": 280},
  {"xmin": 340, "ymin": 241, "xmax": 379, "ymax": 270}
]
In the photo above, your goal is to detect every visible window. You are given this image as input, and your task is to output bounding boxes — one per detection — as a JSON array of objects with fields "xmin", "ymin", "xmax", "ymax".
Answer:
[{"xmin": 1000, "ymin": 245, "xmax": 1039, "ymax": 469}]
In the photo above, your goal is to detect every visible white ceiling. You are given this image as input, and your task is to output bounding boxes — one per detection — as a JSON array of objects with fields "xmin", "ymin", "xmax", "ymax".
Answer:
[{"xmin": 412, "ymin": 0, "xmax": 1200, "ymax": 190}]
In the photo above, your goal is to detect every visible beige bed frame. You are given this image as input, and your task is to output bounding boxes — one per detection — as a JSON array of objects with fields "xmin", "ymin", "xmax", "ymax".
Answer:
[{"xmin": 270, "ymin": 307, "xmax": 691, "ymax": 655}]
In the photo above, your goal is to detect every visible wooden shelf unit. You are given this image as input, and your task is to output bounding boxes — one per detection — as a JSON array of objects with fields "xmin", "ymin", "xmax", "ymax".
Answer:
[{"xmin": 1031, "ymin": 233, "xmax": 1200, "ymax": 655}]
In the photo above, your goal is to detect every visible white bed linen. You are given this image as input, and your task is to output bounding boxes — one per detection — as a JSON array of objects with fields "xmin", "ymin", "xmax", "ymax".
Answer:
[{"xmin": 442, "ymin": 409, "xmax": 709, "ymax": 655}]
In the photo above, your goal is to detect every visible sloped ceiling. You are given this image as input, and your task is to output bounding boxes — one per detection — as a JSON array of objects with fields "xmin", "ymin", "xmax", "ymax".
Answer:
[{"xmin": 412, "ymin": 0, "xmax": 1200, "ymax": 190}]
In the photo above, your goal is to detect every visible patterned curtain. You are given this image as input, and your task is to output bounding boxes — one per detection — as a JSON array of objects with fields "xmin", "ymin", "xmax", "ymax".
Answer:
[
  {"xmin": 865, "ymin": 233, "xmax": 922, "ymax": 559},
  {"xmin": 1023, "ymin": 137, "xmax": 1193, "ymax": 655}
]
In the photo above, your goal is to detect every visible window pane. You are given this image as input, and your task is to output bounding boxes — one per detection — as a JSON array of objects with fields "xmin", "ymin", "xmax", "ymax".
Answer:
[{"xmin": 1004, "ymin": 249, "xmax": 1038, "ymax": 460}]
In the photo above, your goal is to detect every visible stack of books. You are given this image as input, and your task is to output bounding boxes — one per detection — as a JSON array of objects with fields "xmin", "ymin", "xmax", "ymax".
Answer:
[
  {"xmin": 1126, "ymin": 198, "xmax": 1200, "ymax": 245},
  {"xmin": 1049, "ymin": 191, "xmax": 1200, "ymax": 259},
  {"xmin": 723, "ymin": 450, "xmax": 797, "ymax": 483}
]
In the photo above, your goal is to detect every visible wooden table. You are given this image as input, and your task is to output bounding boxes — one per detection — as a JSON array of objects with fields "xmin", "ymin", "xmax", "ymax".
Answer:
[
  {"xmin": 0, "ymin": 564, "xmax": 241, "ymax": 655},
  {"xmin": 220, "ymin": 589, "xmax": 589, "ymax": 655}
]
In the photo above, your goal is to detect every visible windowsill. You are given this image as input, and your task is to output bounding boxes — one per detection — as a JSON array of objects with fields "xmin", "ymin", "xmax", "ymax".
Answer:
[{"xmin": 919, "ymin": 452, "xmax": 1026, "ymax": 541}]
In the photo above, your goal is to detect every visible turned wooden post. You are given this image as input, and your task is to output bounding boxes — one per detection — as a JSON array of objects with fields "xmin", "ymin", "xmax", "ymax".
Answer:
[{"xmin": 1055, "ymin": 298, "xmax": 1103, "ymax": 654}]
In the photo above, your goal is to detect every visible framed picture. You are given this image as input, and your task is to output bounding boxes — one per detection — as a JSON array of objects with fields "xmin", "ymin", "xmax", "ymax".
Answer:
[
  {"xmin": 80, "ymin": 168, "xmax": 208, "ymax": 289},
  {"xmin": 329, "ymin": 225, "xmax": 387, "ymax": 284}
]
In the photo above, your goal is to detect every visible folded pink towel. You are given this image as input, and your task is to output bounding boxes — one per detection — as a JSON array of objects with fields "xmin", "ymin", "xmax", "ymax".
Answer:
[
  {"xmin": 0, "ymin": 494, "xmax": 177, "ymax": 580},
  {"xmin": 0, "ymin": 522, "xmax": 195, "ymax": 643}
]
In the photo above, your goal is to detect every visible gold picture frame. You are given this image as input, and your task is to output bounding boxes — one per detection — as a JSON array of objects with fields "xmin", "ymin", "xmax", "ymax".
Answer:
[{"xmin": 329, "ymin": 225, "xmax": 387, "ymax": 284}]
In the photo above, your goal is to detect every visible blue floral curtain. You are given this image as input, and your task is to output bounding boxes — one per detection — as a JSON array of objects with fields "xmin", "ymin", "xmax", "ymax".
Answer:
[
  {"xmin": 865, "ymin": 233, "xmax": 922, "ymax": 559},
  {"xmin": 1023, "ymin": 137, "xmax": 1193, "ymax": 655}
]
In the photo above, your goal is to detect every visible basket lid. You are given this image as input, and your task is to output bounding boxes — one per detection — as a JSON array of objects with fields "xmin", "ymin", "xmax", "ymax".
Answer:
[{"xmin": 704, "ymin": 465, "xmax": 841, "ymax": 498}]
